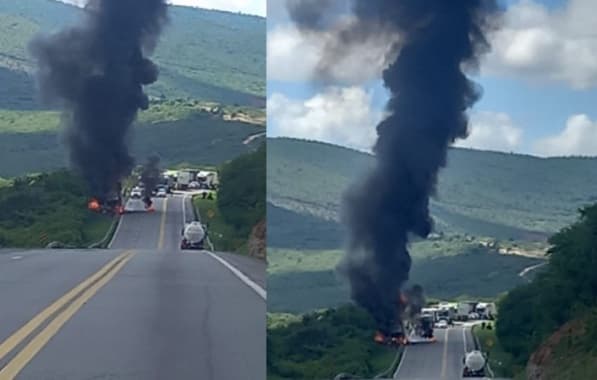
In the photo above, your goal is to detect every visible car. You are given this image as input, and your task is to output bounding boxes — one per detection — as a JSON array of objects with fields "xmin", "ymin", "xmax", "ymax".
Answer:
[
  {"xmin": 435, "ymin": 319, "xmax": 448, "ymax": 329},
  {"xmin": 156, "ymin": 188, "xmax": 167, "ymax": 197},
  {"xmin": 130, "ymin": 187, "xmax": 142, "ymax": 198},
  {"xmin": 188, "ymin": 181, "xmax": 200, "ymax": 189}
]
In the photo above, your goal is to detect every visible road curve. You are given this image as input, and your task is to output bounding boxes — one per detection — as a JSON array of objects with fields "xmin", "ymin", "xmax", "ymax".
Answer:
[
  {"xmin": 0, "ymin": 193, "xmax": 265, "ymax": 380},
  {"xmin": 394, "ymin": 326, "xmax": 475, "ymax": 380}
]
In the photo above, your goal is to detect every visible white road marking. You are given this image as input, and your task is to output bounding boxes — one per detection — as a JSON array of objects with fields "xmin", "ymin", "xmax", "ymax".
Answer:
[
  {"xmin": 393, "ymin": 346, "xmax": 408, "ymax": 378},
  {"xmin": 205, "ymin": 251, "xmax": 266, "ymax": 300},
  {"xmin": 180, "ymin": 193, "xmax": 265, "ymax": 300},
  {"xmin": 463, "ymin": 326, "xmax": 468, "ymax": 353},
  {"xmin": 107, "ymin": 214, "xmax": 124, "ymax": 249}
]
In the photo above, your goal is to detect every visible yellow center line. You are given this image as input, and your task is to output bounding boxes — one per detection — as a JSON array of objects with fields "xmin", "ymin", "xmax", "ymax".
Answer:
[
  {"xmin": 0, "ymin": 251, "xmax": 136, "ymax": 380},
  {"xmin": 440, "ymin": 327, "xmax": 450, "ymax": 379},
  {"xmin": 157, "ymin": 197, "xmax": 168, "ymax": 250},
  {"xmin": 0, "ymin": 250, "xmax": 133, "ymax": 362}
]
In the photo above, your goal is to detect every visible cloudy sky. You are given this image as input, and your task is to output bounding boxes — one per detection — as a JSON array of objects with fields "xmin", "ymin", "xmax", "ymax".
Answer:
[
  {"xmin": 267, "ymin": 0, "xmax": 597, "ymax": 157},
  {"xmin": 56, "ymin": 0, "xmax": 265, "ymax": 17}
]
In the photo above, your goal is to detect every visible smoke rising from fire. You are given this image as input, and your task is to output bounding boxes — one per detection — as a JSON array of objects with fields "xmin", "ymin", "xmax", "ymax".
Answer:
[
  {"xmin": 29, "ymin": 0, "xmax": 168, "ymax": 201},
  {"xmin": 140, "ymin": 155, "xmax": 161, "ymax": 205},
  {"xmin": 288, "ymin": 0, "xmax": 499, "ymax": 333}
]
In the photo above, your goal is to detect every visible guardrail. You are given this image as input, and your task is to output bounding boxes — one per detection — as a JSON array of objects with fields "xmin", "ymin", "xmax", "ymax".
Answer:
[
  {"xmin": 374, "ymin": 346, "xmax": 404, "ymax": 379},
  {"xmin": 88, "ymin": 215, "xmax": 121, "ymax": 249}
]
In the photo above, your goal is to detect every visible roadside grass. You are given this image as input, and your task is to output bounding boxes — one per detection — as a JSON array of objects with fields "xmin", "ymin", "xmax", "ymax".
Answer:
[
  {"xmin": 83, "ymin": 214, "xmax": 116, "ymax": 247},
  {"xmin": 267, "ymin": 306, "xmax": 396, "ymax": 380},
  {"xmin": 193, "ymin": 194, "xmax": 248, "ymax": 253},
  {"xmin": 473, "ymin": 324, "xmax": 523, "ymax": 378}
]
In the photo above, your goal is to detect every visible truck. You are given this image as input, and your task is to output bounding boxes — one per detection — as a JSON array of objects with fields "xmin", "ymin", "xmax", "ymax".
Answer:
[
  {"xmin": 176, "ymin": 170, "xmax": 193, "ymax": 190},
  {"xmin": 462, "ymin": 350, "xmax": 487, "ymax": 377},
  {"xmin": 475, "ymin": 302, "xmax": 498, "ymax": 320},
  {"xmin": 196, "ymin": 171, "xmax": 219, "ymax": 189},
  {"xmin": 457, "ymin": 302, "xmax": 476, "ymax": 321},
  {"xmin": 180, "ymin": 221, "xmax": 207, "ymax": 250}
]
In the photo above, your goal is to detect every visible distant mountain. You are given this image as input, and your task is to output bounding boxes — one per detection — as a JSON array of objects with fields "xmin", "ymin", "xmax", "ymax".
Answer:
[
  {"xmin": 268, "ymin": 137, "xmax": 597, "ymax": 248},
  {"xmin": 0, "ymin": 0, "xmax": 265, "ymax": 109}
]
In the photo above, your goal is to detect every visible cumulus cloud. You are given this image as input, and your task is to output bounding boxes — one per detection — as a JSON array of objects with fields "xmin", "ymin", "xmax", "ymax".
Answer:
[
  {"xmin": 267, "ymin": 21, "xmax": 396, "ymax": 83},
  {"xmin": 267, "ymin": 87, "xmax": 380, "ymax": 151},
  {"xmin": 455, "ymin": 112, "xmax": 523, "ymax": 152},
  {"xmin": 534, "ymin": 114, "xmax": 597, "ymax": 157},
  {"xmin": 485, "ymin": 0, "xmax": 597, "ymax": 89}
]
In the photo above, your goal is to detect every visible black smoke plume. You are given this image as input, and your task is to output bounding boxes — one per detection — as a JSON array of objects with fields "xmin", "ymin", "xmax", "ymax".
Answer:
[
  {"xmin": 288, "ymin": 0, "xmax": 499, "ymax": 333},
  {"xmin": 140, "ymin": 155, "xmax": 161, "ymax": 206},
  {"xmin": 29, "ymin": 0, "xmax": 168, "ymax": 202}
]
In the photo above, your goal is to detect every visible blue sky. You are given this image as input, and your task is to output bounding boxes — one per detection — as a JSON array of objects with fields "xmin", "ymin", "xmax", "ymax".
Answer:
[{"xmin": 267, "ymin": 0, "xmax": 597, "ymax": 157}]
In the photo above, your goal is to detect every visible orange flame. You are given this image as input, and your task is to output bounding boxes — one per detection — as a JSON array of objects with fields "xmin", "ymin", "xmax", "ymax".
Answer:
[
  {"xmin": 374, "ymin": 331, "xmax": 386, "ymax": 344},
  {"xmin": 88, "ymin": 199, "xmax": 100, "ymax": 211}
]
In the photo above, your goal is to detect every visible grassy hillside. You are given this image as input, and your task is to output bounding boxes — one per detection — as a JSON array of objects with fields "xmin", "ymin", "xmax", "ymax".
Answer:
[
  {"xmin": 268, "ymin": 306, "xmax": 395, "ymax": 380},
  {"xmin": 268, "ymin": 137, "xmax": 597, "ymax": 241},
  {"xmin": 268, "ymin": 246, "xmax": 541, "ymax": 313},
  {"xmin": 0, "ymin": 170, "xmax": 112, "ymax": 248},
  {"xmin": 0, "ymin": 102, "xmax": 263, "ymax": 178},
  {"xmin": 0, "ymin": 0, "xmax": 265, "ymax": 108}
]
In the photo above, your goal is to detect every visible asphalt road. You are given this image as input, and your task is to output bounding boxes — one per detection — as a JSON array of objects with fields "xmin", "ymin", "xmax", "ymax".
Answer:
[
  {"xmin": 0, "ymin": 194, "xmax": 266, "ymax": 380},
  {"xmin": 393, "ymin": 326, "xmax": 476, "ymax": 380}
]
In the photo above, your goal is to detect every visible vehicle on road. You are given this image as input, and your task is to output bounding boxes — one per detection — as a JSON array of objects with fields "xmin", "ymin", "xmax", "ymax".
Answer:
[
  {"xmin": 435, "ymin": 319, "xmax": 448, "ymax": 329},
  {"xmin": 124, "ymin": 197, "xmax": 154, "ymax": 213},
  {"xmin": 188, "ymin": 181, "xmax": 201, "ymax": 189},
  {"xmin": 156, "ymin": 187, "xmax": 167, "ymax": 197},
  {"xmin": 462, "ymin": 350, "xmax": 487, "ymax": 377},
  {"xmin": 180, "ymin": 221, "xmax": 207, "ymax": 250},
  {"xmin": 130, "ymin": 187, "xmax": 142, "ymax": 198}
]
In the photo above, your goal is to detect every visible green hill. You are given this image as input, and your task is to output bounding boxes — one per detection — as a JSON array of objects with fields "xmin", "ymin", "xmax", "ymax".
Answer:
[
  {"xmin": 0, "ymin": 0, "xmax": 265, "ymax": 109},
  {"xmin": 268, "ymin": 137, "xmax": 597, "ymax": 244},
  {"xmin": 266, "ymin": 137, "xmax": 597, "ymax": 312},
  {"xmin": 0, "ymin": 1, "xmax": 265, "ymax": 177}
]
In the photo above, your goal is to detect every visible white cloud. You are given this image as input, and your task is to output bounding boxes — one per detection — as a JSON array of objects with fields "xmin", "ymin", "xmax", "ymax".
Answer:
[
  {"xmin": 455, "ymin": 112, "xmax": 523, "ymax": 152},
  {"xmin": 54, "ymin": 0, "xmax": 265, "ymax": 17},
  {"xmin": 485, "ymin": 0, "xmax": 597, "ymax": 89},
  {"xmin": 267, "ymin": 87, "xmax": 380, "ymax": 151},
  {"xmin": 534, "ymin": 114, "xmax": 597, "ymax": 157},
  {"xmin": 267, "ymin": 21, "xmax": 396, "ymax": 83}
]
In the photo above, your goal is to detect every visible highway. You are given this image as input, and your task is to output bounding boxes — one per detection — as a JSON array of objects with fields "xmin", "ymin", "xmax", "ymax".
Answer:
[
  {"xmin": 393, "ymin": 325, "xmax": 476, "ymax": 380},
  {"xmin": 0, "ymin": 194, "xmax": 266, "ymax": 379}
]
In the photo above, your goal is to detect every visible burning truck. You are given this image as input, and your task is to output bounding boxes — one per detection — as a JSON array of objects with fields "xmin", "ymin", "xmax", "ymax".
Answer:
[
  {"xmin": 87, "ymin": 183, "xmax": 124, "ymax": 215},
  {"xmin": 374, "ymin": 287, "xmax": 435, "ymax": 346}
]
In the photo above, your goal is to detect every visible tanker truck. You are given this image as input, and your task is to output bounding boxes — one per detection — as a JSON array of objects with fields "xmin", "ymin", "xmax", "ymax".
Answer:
[
  {"xmin": 462, "ymin": 350, "xmax": 487, "ymax": 377},
  {"xmin": 180, "ymin": 221, "xmax": 207, "ymax": 250}
]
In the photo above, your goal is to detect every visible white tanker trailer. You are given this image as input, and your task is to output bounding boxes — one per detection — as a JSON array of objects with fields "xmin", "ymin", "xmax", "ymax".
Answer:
[
  {"xmin": 180, "ymin": 221, "xmax": 207, "ymax": 250},
  {"xmin": 462, "ymin": 350, "xmax": 487, "ymax": 377}
]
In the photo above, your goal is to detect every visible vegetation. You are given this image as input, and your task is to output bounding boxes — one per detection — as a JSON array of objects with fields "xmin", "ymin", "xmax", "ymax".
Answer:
[
  {"xmin": 496, "ymin": 205, "xmax": 597, "ymax": 377},
  {"xmin": 473, "ymin": 323, "xmax": 522, "ymax": 378},
  {"xmin": 267, "ymin": 306, "xmax": 396, "ymax": 380},
  {"xmin": 0, "ymin": 110, "xmax": 263, "ymax": 178},
  {"xmin": 193, "ymin": 143, "xmax": 265, "ymax": 253},
  {"xmin": 268, "ymin": 138, "xmax": 597, "ymax": 240},
  {"xmin": 0, "ymin": 170, "xmax": 113, "ymax": 248},
  {"xmin": 268, "ymin": 246, "xmax": 541, "ymax": 313},
  {"xmin": 0, "ymin": 0, "xmax": 265, "ymax": 108}
]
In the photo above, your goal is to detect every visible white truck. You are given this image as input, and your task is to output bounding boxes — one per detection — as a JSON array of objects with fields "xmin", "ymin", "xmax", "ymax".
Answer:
[
  {"xmin": 180, "ymin": 221, "xmax": 207, "ymax": 250},
  {"xmin": 462, "ymin": 350, "xmax": 487, "ymax": 377},
  {"xmin": 457, "ymin": 302, "xmax": 476, "ymax": 321},
  {"xmin": 475, "ymin": 302, "xmax": 498, "ymax": 320},
  {"xmin": 176, "ymin": 170, "xmax": 193, "ymax": 190}
]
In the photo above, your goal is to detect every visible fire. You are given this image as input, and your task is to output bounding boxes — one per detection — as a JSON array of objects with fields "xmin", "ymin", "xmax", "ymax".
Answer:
[
  {"xmin": 374, "ymin": 331, "xmax": 386, "ymax": 344},
  {"xmin": 88, "ymin": 199, "xmax": 100, "ymax": 211},
  {"xmin": 117, "ymin": 205, "xmax": 124, "ymax": 215}
]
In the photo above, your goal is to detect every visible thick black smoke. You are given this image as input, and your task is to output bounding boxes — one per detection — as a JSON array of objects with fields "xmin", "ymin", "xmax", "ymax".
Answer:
[
  {"xmin": 29, "ymin": 0, "xmax": 168, "ymax": 202},
  {"xmin": 140, "ymin": 155, "xmax": 161, "ymax": 206},
  {"xmin": 288, "ymin": 0, "xmax": 498, "ymax": 333}
]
